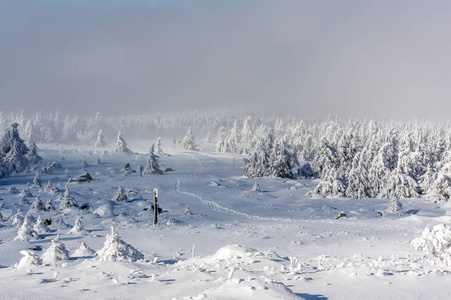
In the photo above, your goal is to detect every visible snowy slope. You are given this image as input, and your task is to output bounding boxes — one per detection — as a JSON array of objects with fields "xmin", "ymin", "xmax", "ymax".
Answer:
[{"xmin": 0, "ymin": 141, "xmax": 450, "ymax": 299}]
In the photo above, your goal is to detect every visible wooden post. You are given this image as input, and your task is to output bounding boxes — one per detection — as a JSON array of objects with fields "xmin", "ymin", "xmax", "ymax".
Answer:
[{"xmin": 154, "ymin": 188, "xmax": 158, "ymax": 225}]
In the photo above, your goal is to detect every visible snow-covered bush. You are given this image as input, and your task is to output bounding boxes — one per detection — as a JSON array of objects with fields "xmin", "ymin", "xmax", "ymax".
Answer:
[
  {"xmin": 412, "ymin": 224, "xmax": 451, "ymax": 266},
  {"xmin": 95, "ymin": 227, "xmax": 144, "ymax": 262}
]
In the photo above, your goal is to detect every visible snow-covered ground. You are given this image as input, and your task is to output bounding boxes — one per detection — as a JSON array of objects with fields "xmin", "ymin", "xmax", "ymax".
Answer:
[{"xmin": 0, "ymin": 141, "xmax": 450, "ymax": 299}]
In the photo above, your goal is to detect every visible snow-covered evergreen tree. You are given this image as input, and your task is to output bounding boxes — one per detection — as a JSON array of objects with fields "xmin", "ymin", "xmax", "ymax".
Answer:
[
  {"xmin": 143, "ymin": 145, "xmax": 163, "ymax": 175},
  {"xmin": 15, "ymin": 214, "xmax": 38, "ymax": 241},
  {"xmin": 69, "ymin": 216, "xmax": 85, "ymax": 234},
  {"xmin": 386, "ymin": 197, "xmax": 403, "ymax": 214},
  {"xmin": 1, "ymin": 123, "xmax": 29, "ymax": 174},
  {"xmin": 156, "ymin": 137, "xmax": 163, "ymax": 155},
  {"xmin": 29, "ymin": 196, "xmax": 44, "ymax": 211},
  {"xmin": 181, "ymin": 128, "xmax": 196, "ymax": 150},
  {"xmin": 27, "ymin": 141, "xmax": 42, "ymax": 164},
  {"xmin": 112, "ymin": 185, "xmax": 127, "ymax": 201},
  {"xmin": 115, "ymin": 131, "xmax": 131, "ymax": 153},
  {"xmin": 95, "ymin": 129, "xmax": 107, "ymax": 147},
  {"xmin": 95, "ymin": 227, "xmax": 144, "ymax": 262},
  {"xmin": 58, "ymin": 186, "xmax": 79, "ymax": 210},
  {"xmin": 33, "ymin": 215, "xmax": 50, "ymax": 233},
  {"xmin": 12, "ymin": 209, "xmax": 24, "ymax": 227},
  {"xmin": 32, "ymin": 173, "xmax": 42, "ymax": 189},
  {"xmin": 16, "ymin": 250, "xmax": 42, "ymax": 270},
  {"xmin": 45, "ymin": 198, "xmax": 55, "ymax": 211},
  {"xmin": 41, "ymin": 235, "xmax": 70, "ymax": 264}
]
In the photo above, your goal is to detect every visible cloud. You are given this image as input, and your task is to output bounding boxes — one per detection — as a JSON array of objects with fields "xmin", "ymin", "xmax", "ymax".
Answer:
[{"xmin": 1, "ymin": 1, "xmax": 451, "ymax": 120}]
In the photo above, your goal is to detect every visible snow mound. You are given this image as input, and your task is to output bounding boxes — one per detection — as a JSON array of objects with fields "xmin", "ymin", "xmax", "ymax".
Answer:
[
  {"xmin": 412, "ymin": 224, "xmax": 451, "ymax": 266},
  {"xmin": 93, "ymin": 203, "xmax": 115, "ymax": 217},
  {"xmin": 95, "ymin": 227, "xmax": 144, "ymax": 262},
  {"xmin": 199, "ymin": 280, "xmax": 304, "ymax": 300}
]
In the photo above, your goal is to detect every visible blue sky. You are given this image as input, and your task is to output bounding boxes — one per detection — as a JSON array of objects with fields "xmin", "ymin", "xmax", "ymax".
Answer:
[{"xmin": 1, "ymin": 1, "xmax": 451, "ymax": 120}]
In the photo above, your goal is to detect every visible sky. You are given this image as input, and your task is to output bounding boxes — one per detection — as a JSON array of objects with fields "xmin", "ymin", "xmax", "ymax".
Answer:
[{"xmin": 1, "ymin": 0, "xmax": 451, "ymax": 120}]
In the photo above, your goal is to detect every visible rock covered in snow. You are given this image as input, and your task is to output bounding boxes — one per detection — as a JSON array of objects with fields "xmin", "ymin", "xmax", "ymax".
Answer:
[{"xmin": 95, "ymin": 227, "xmax": 143, "ymax": 262}]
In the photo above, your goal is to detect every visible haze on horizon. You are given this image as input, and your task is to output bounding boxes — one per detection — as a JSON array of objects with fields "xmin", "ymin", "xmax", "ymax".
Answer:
[{"xmin": 1, "ymin": 0, "xmax": 451, "ymax": 121}]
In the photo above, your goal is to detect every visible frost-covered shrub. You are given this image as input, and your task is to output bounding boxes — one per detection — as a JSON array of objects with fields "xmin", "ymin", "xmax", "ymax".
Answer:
[
  {"xmin": 95, "ymin": 227, "xmax": 144, "ymax": 262},
  {"xmin": 412, "ymin": 224, "xmax": 451, "ymax": 266}
]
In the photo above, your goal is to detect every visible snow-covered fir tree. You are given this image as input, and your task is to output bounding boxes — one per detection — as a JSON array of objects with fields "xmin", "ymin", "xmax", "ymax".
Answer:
[
  {"xmin": 181, "ymin": 128, "xmax": 196, "ymax": 150},
  {"xmin": 29, "ymin": 196, "xmax": 44, "ymax": 211},
  {"xmin": 143, "ymin": 145, "xmax": 163, "ymax": 175},
  {"xmin": 32, "ymin": 173, "xmax": 42, "ymax": 189},
  {"xmin": 58, "ymin": 185, "xmax": 79, "ymax": 210},
  {"xmin": 45, "ymin": 198, "xmax": 55, "ymax": 211},
  {"xmin": 33, "ymin": 215, "xmax": 50, "ymax": 233},
  {"xmin": 41, "ymin": 235, "xmax": 70, "ymax": 264},
  {"xmin": 27, "ymin": 140, "xmax": 42, "ymax": 164},
  {"xmin": 12, "ymin": 209, "xmax": 24, "ymax": 227},
  {"xmin": 69, "ymin": 216, "xmax": 85, "ymax": 234},
  {"xmin": 95, "ymin": 227, "xmax": 144, "ymax": 262},
  {"xmin": 115, "ymin": 131, "xmax": 131, "ymax": 153},
  {"xmin": 1, "ymin": 123, "xmax": 30, "ymax": 175},
  {"xmin": 243, "ymin": 130, "xmax": 298, "ymax": 178},
  {"xmin": 95, "ymin": 129, "xmax": 107, "ymax": 147},
  {"xmin": 156, "ymin": 137, "xmax": 163, "ymax": 155},
  {"xmin": 15, "ymin": 214, "xmax": 38, "ymax": 241},
  {"xmin": 112, "ymin": 185, "xmax": 127, "ymax": 201},
  {"xmin": 16, "ymin": 250, "xmax": 42, "ymax": 270},
  {"xmin": 386, "ymin": 197, "xmax": 403, "ymax": 214}
]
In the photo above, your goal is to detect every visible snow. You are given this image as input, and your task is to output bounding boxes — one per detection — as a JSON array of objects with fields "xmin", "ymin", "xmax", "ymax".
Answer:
[{"xmin": 0, "ymin": 141, "xmax": 451, "ymax": 299}]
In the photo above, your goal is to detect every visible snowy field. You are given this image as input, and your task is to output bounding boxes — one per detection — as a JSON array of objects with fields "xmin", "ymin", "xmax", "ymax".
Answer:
[{"xmin": 0, "ymin": 141, "xmax": 450, "ymax": 300}]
